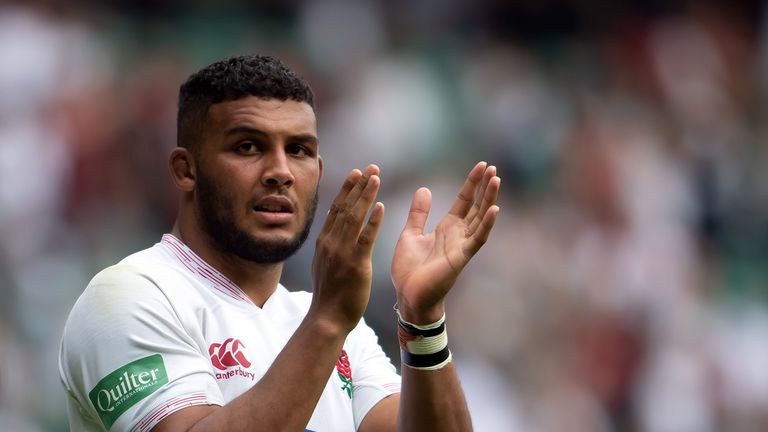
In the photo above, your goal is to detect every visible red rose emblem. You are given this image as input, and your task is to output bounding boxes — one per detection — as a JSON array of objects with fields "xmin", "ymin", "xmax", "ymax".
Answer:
[{"xmin": 336, "ymin": 349, "xmax": 353, "ymax": 398}]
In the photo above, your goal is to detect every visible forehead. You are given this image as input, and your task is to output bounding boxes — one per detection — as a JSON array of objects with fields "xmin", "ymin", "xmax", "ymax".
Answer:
[{"xmin": 205, "ymin": 96, "xmax": 317, "ymax": 137}]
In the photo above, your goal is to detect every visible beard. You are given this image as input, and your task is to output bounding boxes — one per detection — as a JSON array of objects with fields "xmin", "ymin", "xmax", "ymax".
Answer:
[{"xmin": 195, "ymin": 168, "xmax": 317, "ymax": 264}]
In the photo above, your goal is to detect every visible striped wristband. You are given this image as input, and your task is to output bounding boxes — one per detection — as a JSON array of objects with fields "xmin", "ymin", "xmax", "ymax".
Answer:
[{"xmin": 395, "ymin": 306, "xmax": 452, "ymax": 371}]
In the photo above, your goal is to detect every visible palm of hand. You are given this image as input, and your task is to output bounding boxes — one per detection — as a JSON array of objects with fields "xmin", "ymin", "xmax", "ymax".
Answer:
[
  {"xmin": 392, "ymin": 214, "xmax": 469, "ymax": 309},
  {"xmin": 391, "ymin": 163, "xmax": 500, "ymax": 321}
]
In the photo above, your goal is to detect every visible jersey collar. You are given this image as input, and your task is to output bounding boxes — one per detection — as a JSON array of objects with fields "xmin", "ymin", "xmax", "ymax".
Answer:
[{"xmin": 160, "ymin": 233, "xmax": 256, "ymax": 306}]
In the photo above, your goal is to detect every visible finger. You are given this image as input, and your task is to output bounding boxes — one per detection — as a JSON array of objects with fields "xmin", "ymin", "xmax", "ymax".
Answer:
[
  {"xmin": 326, "ymin": 165, "xmax": 379, "ymax": 233},
  {"xmin": 357, "ymin": 202, "xmax": 385, "ymax": 257},
  {"xmin": 464, "ymin": 205, "xmax": 500, "ymax": 257},
  {"xmin": 330, "ymin": 164, "xmax": 379, "ymax": 241},
  {"xmin": 448, "ymin": 161, "xmax": 487, "ymax": 218},
  {"xmin": 465, "ymin": 165, "xmax": 497, "ymax": 224},
  {"xmin": 403, "ymin": 187, "xmax": 432, "ymax": 235},
  {"xmin": 340, "ymin": 165, "xmax": 380, "ymax": 212},
  {"xmin": 341, "ymin": 174, "xmax": 381, "ymax": 241},
  {"xmin": 468, "ymin": 175, "xmax": 501, "ymax": 235},
  {"xmin": 321, "ymin": 169, "xmax": 362, "ymax": 233}
]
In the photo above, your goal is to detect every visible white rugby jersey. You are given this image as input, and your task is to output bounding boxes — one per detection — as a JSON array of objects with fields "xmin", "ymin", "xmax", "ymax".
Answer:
[{"xmin": 59, "ymin": 234, "xmax": 401, "ymax": 432}]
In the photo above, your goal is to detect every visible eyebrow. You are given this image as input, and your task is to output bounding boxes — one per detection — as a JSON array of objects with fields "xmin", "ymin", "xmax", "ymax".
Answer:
[
  {"xmin": 224, "ymin": 126, "xmax": 267, "ymax": 137},
  {"xmin": 224, "ymin": 126, "xmax": 318, "ymax": 145}
]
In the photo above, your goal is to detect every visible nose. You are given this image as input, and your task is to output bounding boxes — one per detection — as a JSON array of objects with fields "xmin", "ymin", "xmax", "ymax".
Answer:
[{"xmin": 261, "ymin": 149, "xmax": 295, "ymax": 187}]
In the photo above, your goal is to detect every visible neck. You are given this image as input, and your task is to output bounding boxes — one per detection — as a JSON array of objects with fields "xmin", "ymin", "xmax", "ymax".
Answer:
[{"xmin": 171, "ymin": 220, "xmax": 283, "ymax": 307}]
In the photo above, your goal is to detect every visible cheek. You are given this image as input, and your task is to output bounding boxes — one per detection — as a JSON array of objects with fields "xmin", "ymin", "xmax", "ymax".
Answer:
[
  {"xmin": 217, "ymin": 164, "xmax": 256, "ymax": 200},
  {"xmin": 298, "ymin": 163, "xmax": 321, "ymax": 187},
  {"xmin": 295, "ymin": 173, "xmax": 319, "ymax": 215},
  {"xmin": 199, "ymin": 173, "xmax": 243, "ymax": 214},
  {"xmin": 299, "ymin": 171, "xmax": 321, "ymax": 199}
]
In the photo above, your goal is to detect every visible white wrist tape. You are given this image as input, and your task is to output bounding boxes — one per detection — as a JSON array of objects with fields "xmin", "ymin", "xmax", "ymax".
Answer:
[{"xmin": 395, "ymin": 306, "xmax": 452, "ymax": 370}]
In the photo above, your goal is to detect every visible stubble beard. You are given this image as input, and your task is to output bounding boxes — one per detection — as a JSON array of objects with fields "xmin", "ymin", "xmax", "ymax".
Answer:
[{"xmin": 195, "ymin": 169, "xmax": 317, "ymax": 264}]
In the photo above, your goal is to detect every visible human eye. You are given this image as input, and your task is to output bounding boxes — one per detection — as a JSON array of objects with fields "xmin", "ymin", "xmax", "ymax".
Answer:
[
  {"xmin": 287, "ymin": 143, "xmax": 313, "ymax": 157},
  {"xmin": 235, "ymin": 141, "xmax": 259, "ymax": 155}
]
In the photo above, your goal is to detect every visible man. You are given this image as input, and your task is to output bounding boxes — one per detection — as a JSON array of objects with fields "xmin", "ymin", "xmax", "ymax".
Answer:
[{"xmin": 59, "ymin": 55, "xmax": 500, "ymax": 431}]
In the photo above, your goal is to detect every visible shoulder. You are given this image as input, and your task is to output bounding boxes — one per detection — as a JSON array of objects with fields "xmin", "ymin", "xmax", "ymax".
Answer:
[
  {"xmin": 61, "ymin": 263, "xmax": 173, "ymax": 345},
  {"xmin": 61, "ymin": 239, "xmax": 197, "ymax": 353},
  {"xmin": 62, "ymin": 236, "xmax": 207, "ymax": 343},
  {"xmin": 81, "ymin": 263, "xmax": 161, "ymax": 306},
  {"xmin": 118, "ymin": 240, "xmax": 185, "ymax": 286},
  {"xmin": 59, "ymin": 263, "xmax": 177, "ymax": 407}
]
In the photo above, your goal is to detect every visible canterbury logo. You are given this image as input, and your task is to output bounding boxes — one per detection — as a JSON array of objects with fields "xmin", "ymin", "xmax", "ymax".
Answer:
[{"xmin": 208, "ymin": 338, "xmax": 252, "ymax": 370}]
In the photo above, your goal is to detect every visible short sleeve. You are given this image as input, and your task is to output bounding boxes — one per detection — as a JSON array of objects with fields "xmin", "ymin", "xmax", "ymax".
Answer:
[
  {"xmin": 348, "ymin": 318, "xmax": 401, "ymax": 430},
  {"xmin": 59, "ymin": 264, "xmax": 224, "ymax": 432}
]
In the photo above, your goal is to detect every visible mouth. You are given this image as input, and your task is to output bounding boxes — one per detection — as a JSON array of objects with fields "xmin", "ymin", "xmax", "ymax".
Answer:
[
  {"xmin": 253, "ymin": 195, "xmax": 294, "ymax": 212},
  {"xmin": 252, "ymin": 196, "xmax": 294, "ymax": 224},
  {"xmin": 253, "ymin": 203, "xmax": 293, "ymax": 213}
]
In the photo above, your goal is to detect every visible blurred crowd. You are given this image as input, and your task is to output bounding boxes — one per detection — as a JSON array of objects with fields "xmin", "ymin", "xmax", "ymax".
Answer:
[{"xmin": 1, "ymin": 0, "xmax": 767, "ymax": 430}]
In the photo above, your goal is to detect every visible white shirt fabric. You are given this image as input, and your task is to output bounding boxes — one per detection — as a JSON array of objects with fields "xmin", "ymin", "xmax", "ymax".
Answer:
[{"xmin": 59, "ymin": 234, "xmax": 401, "ymax": 432}]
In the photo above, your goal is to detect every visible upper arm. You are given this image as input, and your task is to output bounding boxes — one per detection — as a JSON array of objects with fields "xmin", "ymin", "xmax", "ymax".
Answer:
[
  {"xmin": 151, "ymin": 404, "xmax": 219, "ymax": 432},
  {"xmin": 358, "ymin": 393, "xmax": 399, "ymax": 432}
]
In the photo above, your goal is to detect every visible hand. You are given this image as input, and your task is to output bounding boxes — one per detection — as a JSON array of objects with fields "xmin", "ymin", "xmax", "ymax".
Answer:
[
  {"xmin": 310, "ymin": 165, "xmax": 385, "ymax": 332},
  {"xmin": 391, "ymin": 162, "xmax": 500, "ymax": 324}
]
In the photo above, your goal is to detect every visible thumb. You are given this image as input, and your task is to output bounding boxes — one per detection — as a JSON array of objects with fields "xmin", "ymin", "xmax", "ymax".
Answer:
[{"xmin": 403, "ymin": 187, "xmax": 431, "ymax": 235}]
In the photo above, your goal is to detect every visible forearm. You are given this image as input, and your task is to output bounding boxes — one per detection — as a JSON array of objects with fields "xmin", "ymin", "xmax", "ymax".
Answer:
[
  {"xmin": 398, "ymin": 363, "xmax": 472, "ymax": 431},
  {"xmin": 188, "ymin": 314, "xmax": 348, "ymax": 431},
  {"xmin": 395, "ymin": 306, "xmax": 472, "ymax": 432}
]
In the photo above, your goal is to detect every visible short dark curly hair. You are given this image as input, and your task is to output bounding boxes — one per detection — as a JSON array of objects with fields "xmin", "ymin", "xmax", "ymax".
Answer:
[{"xmin": 177, "ymin": 55, "xmax": 315, "ymax": 150}]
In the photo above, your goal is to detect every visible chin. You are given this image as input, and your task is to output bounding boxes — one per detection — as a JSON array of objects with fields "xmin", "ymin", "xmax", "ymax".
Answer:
[{"xmin": 250, "ymin": 229, "xmax": 297, "ymax": 244}]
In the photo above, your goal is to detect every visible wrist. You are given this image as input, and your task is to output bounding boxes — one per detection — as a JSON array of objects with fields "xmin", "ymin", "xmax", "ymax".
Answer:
[
  {"xmin": 303, "ymin": 311, "xmax": 354, "ymax": 341},
  {"xmin": 394, "ymin": 298, "xmax": 445, "ymax": 326}
]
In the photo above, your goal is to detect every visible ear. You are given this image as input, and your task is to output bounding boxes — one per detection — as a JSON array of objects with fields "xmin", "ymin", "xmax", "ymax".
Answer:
[
  {"xmin": 169, "ymin": 147, "xmax": 196, "ymax": 192},
  {"xmin": 318, "ymin": 155, "xmax": 324, "ymax": 182}
]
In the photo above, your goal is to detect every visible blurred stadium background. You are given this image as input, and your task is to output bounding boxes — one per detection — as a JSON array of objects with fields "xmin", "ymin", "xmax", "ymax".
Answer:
[{"xmin": 2, "ymin": 0, "xmax": 768, "ymax": 430}]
